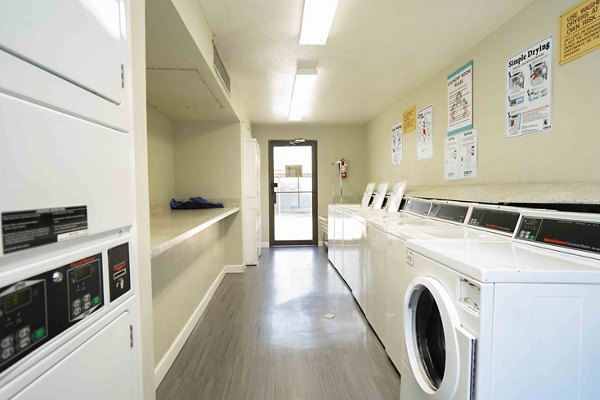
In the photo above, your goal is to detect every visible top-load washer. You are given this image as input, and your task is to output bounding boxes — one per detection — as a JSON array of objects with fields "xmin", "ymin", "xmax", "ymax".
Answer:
[
  {"xmin": 383, "ymin": 203, "xmax": 521, "ymax": 371},
  {"xmin": 402, "ymin": 210, "xmax": 600, "ymax": 400}
]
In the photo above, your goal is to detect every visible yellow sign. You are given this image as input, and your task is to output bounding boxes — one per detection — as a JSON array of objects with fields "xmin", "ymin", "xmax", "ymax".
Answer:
[
  {"xmin": 559, "ymin": 0, "xmax": 600, "ymax": 64},
  {"xmin": 402, "ymin": 105, "xmax": 416, "ymax": 133}
]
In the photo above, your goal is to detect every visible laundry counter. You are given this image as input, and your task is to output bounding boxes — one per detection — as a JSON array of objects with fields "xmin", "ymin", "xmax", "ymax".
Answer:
[{"xmin": 150, "ymin": 207, "xmax": 239, "ymax": 258}]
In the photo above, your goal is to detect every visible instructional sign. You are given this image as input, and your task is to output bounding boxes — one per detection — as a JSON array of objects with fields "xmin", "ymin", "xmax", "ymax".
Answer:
[
  {"xmin": 506, "ymin": 36, "xmax": 553, "ymax": 138},
  {"xmin": 416, "ymin": 105, "xmax": 433, "ymax": 160},
  {"xmin": 2, "ymin": 206, "xmax": 88, "ymax": 254},
  {"xmin": 403, "ymin": 105, "xmax": 416, "ymax": 133},
  {"xmin": 391, "ymin": 123, "xmax": 403, "ymax": 166},
  {"xmin": 445, "ymin": 129, "xmax": 477, "ymax": 180},
  {"xmin": 560, "ymin": 0, "xmax": 600, "ymax": 65},
  {"xmin": 447, "ymin": 60, "xmax": 473, "ymax": 136}
]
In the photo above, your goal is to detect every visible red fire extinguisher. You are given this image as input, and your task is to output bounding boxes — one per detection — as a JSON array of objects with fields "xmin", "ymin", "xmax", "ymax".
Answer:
[{"xmin": 340, "ymin": 159, "xmax": 348, "ymax": 179}]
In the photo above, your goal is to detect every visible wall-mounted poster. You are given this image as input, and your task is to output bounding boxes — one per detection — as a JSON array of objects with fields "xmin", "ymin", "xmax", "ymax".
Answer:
[
  {"xmin": 506, "ymin": 36, "xmax": 553, "ymax": 138},
  {"xmin": 391, "ymin": 123, "xmax": 403, "ymax": 166},
  {"xmin": 560, "ymin": 0, "xmax": 600, "ymax": 65},
  {"xmin": 445, "ymin": 129, "xmax": 477, "ymax": 180},
  {"xmin": 447, "ymin": 60, "xmax": 473, "ymax": 136},
  {"xmin": 417, "ymin": 105, "xmax": 433, "ymax": 160},
  {"xmin": 403, "ymin": 105, "xmax": 416, "ymax": 133}
]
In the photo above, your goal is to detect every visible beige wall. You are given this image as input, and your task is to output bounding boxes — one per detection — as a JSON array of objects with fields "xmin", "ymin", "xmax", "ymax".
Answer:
[
  {"xmin": 130, "ymin": 0, "xmax": 156, "ymax": 398},
  {"xmin": 147, "ymin": 107, "xmax": 175, "ymax": 206},
  {"xmin": 253, "ymin": 125, "xmax": 368, "ymax": 243},
  {"xmin": 173, "ymin": 121, "xmax": 242, "ymax": 200},
  {"xmin": 151, "ymin": 221, "xmax": 228, "ymax": 364},
  {"xmin": 367, "ymin": 0, "xmax": 600, "ymax": 195}
]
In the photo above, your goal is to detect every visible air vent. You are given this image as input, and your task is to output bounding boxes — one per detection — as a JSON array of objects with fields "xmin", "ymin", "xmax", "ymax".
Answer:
[{"xmin": 213, "ymin": 42, "xmax": 231, "ymax": 94}]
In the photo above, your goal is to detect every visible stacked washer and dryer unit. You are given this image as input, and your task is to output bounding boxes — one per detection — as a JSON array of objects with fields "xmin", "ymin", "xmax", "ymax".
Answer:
[{"xmin": 0, "ymin": 1, "xmax": 142, "ymax": 399}]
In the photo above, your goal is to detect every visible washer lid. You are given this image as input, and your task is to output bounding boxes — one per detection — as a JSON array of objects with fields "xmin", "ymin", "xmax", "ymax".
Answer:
[{"xmin": 408, "ymin": 239, "xmax": 600, "ymax": 283}]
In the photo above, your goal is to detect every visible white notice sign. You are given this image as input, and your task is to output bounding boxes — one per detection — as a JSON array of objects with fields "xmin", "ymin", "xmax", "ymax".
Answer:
[
  {"xmin": 417, "ymin": 105, "xmax": 433, "ymax": 160},
  {"xmin": 391, "ymin": 123, "xmax": 403, "ymax": 166},
  {"xmin": 447, "ymin": 61, "xmax": 473, "ymax": 136},
  {"xmin": 506, "ymin": 36, "xmax": 553, "ymax": 138},
  {"xmin": 445, "ymin": 129, "xmax": 478, "ymax": 180}
]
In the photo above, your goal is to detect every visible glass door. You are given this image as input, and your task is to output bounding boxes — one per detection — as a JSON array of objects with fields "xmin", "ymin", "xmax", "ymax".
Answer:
[{"xmin": 269, "ymin": 140, "xmax": 318, "ymax": 246}]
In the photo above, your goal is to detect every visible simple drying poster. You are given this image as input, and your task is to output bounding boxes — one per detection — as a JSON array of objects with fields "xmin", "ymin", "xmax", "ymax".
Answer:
[
  {"xmin": 447, "ymin": 60, "xmax": 473, "ymax": 136},
  {"xmin": 417, "ymin": 105, "xmax": 433, "ymax": 160},
  {"xmin": 391, "ymin": 123, "xmax": 403, "ymax": 165},
  {"xmin": 445, "ymin": 129, "xmax": 477, "ymax": 180},
  {"xmin": 506, "ymin": 36, "xmax": 553, "ymax": 138}
]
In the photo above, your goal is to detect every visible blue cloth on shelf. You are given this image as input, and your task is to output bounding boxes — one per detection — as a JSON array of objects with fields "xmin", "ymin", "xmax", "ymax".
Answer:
[{"xmin": 170, "ymin": 197, "xmax": 224, "ymax": 210}]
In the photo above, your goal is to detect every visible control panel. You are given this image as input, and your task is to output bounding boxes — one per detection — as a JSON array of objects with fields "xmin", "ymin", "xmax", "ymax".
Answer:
[
  {"xmin": 0, "ymin": 254, "xmax": 103, "ymax": 374},
  {"xmin": 468, "ymin": 208, "xmax": 520, "ymax": 234},
  {"xmin": 429, "ymin": 203, "xmax": 470, "ymax": 223},
  {"xmin": 108, "ymin": 243, "xmax": 131, "ymax": 302},
  {"xmin": 402, "ymin": 198, "xmax": 432, "ymax": 216},
  {"xmin": 516, "ymin": 217, "xmax": 600, "ymax": 254}
]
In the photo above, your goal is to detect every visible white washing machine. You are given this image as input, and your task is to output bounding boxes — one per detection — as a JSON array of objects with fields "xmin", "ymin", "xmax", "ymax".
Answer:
[
  {"xmin": 402, "ymin": 210, "xmax": 600, "ymax": 400},
  {"xmin": 384, "ymin": 203, "xmax": 520, "ymax": 372}
]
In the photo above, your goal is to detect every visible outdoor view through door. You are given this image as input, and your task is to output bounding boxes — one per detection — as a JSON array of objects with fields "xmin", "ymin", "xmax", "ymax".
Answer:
[{"xmin": 269, "ymin": 140, "xmax": 318, "ymax": 246}]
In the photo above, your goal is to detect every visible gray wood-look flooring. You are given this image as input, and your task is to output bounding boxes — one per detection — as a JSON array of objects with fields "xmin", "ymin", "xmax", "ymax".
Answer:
[{"xmin": 156, "ymin": 247, "xmax": 401, "ymax": 400}]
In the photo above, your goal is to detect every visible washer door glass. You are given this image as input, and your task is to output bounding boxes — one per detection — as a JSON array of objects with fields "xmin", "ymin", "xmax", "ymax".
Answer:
[{"xmin": 415, "ymin": 287, "xmax": 445, "ymax": 389}]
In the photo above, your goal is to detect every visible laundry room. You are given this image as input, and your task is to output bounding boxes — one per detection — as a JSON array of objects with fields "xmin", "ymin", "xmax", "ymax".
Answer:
[{"xmin": 1, "ymin": 0, "xmax": 600, "ymax": 399}]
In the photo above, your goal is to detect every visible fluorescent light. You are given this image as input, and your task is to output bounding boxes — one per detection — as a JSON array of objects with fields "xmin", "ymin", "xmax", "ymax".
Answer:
[
  {"xmin": 289, "ymin": 68, "xmax": 317, "ymax": 121},
  {"xmin": 299, "ymin": 0, "xmax": 339, "ymax": 45}
]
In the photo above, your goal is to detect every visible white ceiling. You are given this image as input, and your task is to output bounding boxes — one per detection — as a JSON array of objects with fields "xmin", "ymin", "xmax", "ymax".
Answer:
[{"xmin": 196, "ymin": 0, "xmax": 536, "ymax": 125}]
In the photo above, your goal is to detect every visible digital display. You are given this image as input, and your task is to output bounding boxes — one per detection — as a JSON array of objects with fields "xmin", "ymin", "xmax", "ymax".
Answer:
[
  {"xmin": 403, "ymin": 199, "xmax": 431, "ymax": 216},
  {"xmin": 517, "ymin": 217, "xmax": 600, "ymax": 254},
  {"xmin": 468, "ymin": 208, "xmax": 520, "ymax": 234},
  {"xmin": 429, "ymin": 204, "xmax": 469, "ymax": 223},
  {"xmin": 4, "ymin": 288, "xmax": 32, "ymax": 314},
  {"xmin": 74, "ymin": 264, "xmax": 92, "ymax": 282}
]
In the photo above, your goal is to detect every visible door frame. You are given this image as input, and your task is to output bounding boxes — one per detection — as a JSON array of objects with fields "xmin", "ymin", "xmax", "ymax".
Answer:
[{"xmin": 268, "ymin": 140, "xmax": 318, "ymax": 247}]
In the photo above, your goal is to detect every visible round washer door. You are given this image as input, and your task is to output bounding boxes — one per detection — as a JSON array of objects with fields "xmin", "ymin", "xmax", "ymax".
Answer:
[{"xmin": 404, "ymin": 276, "xmax": 460, "ymax": 399}]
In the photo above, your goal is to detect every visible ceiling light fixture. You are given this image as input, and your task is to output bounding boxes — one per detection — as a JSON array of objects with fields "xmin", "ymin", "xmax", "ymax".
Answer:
[
  {"xmin": 289, "ymin": 68, "xmax": 317, "ymax": 121},
  {"xmin": 299, "ymin": 0, "xmax": 340, "ymax": 45}
]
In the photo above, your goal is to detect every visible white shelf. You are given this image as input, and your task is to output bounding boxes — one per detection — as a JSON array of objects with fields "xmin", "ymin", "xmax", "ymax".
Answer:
[{"xmin": 150, "ymin": 207, "xmax": 239, "ymax": 258}]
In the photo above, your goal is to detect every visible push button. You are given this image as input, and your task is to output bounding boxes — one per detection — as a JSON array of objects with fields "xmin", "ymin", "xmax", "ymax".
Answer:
[
  {"xmin": 73, "ymin": 298, "xmax": 81, "ymax": 308},
  {"xmin": 19, "ymin": 337, "xmax": 31, "ymax": 350},
  {"xmin": 83, "ymin": 301, "xmax": 91, "ymax": 310},
  {"xmin": 73, "ymin": 306, "xmax": 82, "ymax": 317},
  {"xmin": 1, "ymin": 347, "xmax": 14, "ymax": 360},
  {"xmin": 83, "ymin": 293, "xmax": 91, "ymax": 302},
  {"xmin": 1, "ymin": 336, "xmax": 13, "ymax": 349},
  {"xmin": 18, "ymin": 326, "xmax": 30, "ymax": 339}
]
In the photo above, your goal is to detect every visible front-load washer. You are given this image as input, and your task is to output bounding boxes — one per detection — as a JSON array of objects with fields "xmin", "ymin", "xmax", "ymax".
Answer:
[
  {"xmin": 384, "ymin": 204, "xmax": 520, "ymax": 372},
  {"xmin": 403, "ymin": 210, "xmax": 600, "ymax": 400}
]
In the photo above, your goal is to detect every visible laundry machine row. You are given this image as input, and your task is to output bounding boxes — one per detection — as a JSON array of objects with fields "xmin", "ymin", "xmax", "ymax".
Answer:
[{"xmin": 327, "ymin": 190, "xmax": 527, "ymax": 383}]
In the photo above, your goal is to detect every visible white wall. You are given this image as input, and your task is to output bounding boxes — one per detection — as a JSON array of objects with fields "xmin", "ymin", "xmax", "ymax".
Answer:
[
  {"xmin": 147, "ymin": 107, "xmax": 175, "ymax": 206},
  {"xmin": 130, "ymin": 0, "xmax": 156, "ymax": 398},
  {"xmin": 173, "ymin": 121, "xmax": 242, "ymax": 200},
  {"xmin": 253, "ymin": 124, "xmax": 368, "ymax": 243},
  {"xmin": 367, "ymin": 0, "xmax": 600, "ymax": 199}
]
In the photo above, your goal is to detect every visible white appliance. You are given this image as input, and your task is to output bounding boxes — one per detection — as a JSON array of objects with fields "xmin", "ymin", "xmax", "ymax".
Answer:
[
  {"xmin": 243, "ymin": 138, "xmax": 261, "ymax": 266},
  {"xmin": 384, "ymin": 203, "xmax": 520, "ymax": 371},
  {"xmin": 328, "ymin": 182, "xmax": 376, "ymax": 267},
  {"xmin": 0, "ymin": 1, "xmax": 141, "ymax": 399},
  {"xmin": 403, "ymin": 210, "xmax": 600, "ymax": 400}
]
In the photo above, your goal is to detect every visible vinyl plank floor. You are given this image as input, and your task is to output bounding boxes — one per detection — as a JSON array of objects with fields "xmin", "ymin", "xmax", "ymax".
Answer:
[{"xmin": 156, "ymin": 247, "xmax": 401, "ymax": 400}]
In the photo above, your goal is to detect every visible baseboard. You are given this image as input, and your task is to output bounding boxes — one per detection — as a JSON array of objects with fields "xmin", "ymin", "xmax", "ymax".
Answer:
[
  {"xmin": 259, "ymin": 241, "xmax": 269, "ymax": 248},
  {"xmin": 154, "ymin": 266, "xmax": 227, "ymax": 388},
  {"xmin": 318, "ymin": 240, "xmax": 323, "ymax": 247},
  {"xmin": 225, "ymin": 264, "xmax": 246, "ymax": 273}
]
